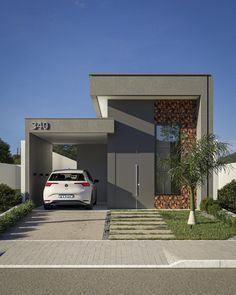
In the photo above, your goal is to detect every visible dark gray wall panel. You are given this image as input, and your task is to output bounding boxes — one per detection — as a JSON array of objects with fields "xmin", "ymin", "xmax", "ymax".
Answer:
[
  {"xmin": 107, "ymin": 100, "xmax": 155, "ymax": 208},
  {"xmin": 77, "ymin": 144, "xmax": 107, "ymax": 204}
]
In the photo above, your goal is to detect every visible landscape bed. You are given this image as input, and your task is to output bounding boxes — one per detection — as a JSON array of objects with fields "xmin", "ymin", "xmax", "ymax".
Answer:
[
  {"xmin": 107, "ymin": 209, "xmax": 236, "ymax": 240},
  {"xmin": 159, "ymin": 210, "xmax": 236, "ymax": 240}
]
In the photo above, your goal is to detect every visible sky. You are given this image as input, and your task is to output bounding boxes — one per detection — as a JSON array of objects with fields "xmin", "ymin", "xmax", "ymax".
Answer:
[{"xmin": 0, "ymin": 0, "xmax": 236, "ymax": 154}]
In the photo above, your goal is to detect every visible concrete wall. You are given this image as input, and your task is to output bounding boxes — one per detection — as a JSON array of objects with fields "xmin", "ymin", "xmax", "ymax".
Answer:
[
  {"xmin": 212, "ymin": 163, "xmax": 236, "ymax": 199},
  {"xmin": 107, "ymin": 100, "xmax": 155, "ymax": 209},
  {"xmin": 0, "ymin": 163, "xmax": 21, "ymax": 190},
  {"xmin": 218, "ymin": 163, "xmax": 236, "ymax": 189},
  {"xmin": 28, "ymin": 134, "xmax": 52, "ymax": 206},
  {"xmin": 52, "ymin": 152, "xmax": 77, "ymax": 170},
  {"xmin": 77, "ymin": 144, "xmax": 107, "ymax": 204},
  {"xmin": 213, "ymin": 163, "xmax": 236, "ymax": 197}
]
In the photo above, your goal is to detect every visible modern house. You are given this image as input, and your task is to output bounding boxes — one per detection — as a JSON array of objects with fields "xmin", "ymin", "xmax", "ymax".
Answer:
[{"xmin": 24, "ymin": 74, "xmax": 213, "ymax": 209}]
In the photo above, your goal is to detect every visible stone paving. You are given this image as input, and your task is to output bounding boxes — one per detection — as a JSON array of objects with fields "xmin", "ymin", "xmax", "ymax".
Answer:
[
  {"xmin": 0, "ymin": 207, "xmax": 107, "ymax": 240},
  {"xmin": 108, "ymin": 210, "xmax": 175, "ymax": 240},
  {"xmin": 0, "ymin": 240, "xmax": 236, "ymax": 267}
]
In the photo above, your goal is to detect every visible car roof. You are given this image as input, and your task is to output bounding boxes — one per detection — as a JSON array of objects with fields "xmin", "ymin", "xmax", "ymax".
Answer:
[{"xmin": 51, "ymin": 169, "xmax": 85, "ymax": 174}]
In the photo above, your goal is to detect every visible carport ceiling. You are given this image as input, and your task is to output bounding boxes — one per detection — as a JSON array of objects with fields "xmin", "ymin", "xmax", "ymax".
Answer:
[{"xmin": 33, "ymin": 132, "xmax": 108, "ymax": 144}]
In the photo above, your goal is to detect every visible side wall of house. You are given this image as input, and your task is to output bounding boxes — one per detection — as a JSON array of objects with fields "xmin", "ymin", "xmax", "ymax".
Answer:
[{"xmin": 77, "ymin": 144, "xmax": 107, "ymax": 205}]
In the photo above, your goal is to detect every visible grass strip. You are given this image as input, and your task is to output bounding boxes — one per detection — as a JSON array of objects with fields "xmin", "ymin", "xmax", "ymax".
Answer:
[{"xmin": 159, "ymin": 210, "xmax": 236, "ymax": 240}]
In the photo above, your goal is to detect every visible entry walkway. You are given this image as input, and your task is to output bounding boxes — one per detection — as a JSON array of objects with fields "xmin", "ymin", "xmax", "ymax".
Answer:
[
  {"xmin": 0, "ymin": 240, "xmax": 236, "ymax": 268},
  {"xmin": 0, "ymin": 206, "xmax": 107, "ymax": 240},
  {"xmin": 109, "ymin": 210, "xmax": 175, "ymax": 239}
]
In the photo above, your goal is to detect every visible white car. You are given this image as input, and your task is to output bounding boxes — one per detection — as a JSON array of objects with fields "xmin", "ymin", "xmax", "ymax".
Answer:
[{"xmin": 43, "ymin": 169, "xmax": 98, "ymax": 210}]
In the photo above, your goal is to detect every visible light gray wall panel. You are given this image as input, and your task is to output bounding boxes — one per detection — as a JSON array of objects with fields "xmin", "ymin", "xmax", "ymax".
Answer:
[{"xmin": 29, "ymin": 134, "xmax": 52, "ymax": 206}]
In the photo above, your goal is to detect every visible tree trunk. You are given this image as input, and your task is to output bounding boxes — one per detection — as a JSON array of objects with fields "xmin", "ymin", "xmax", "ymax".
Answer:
[{"xmin": 187, "ymin": 186, "xmax": 196, "ymax": 226}]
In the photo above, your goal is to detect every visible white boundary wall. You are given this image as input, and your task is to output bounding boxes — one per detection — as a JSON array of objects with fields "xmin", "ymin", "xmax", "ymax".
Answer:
[
  {"xmin": 0, "ymin": 163, "xmax": 21, "ymax": 190},
  {"xmin": 52, "ymin": 152, "xmax": 77, "ymax": 170},
  {"xmin": 218, "ymin": 163, "xmax": 236, "ymax": 189},
  {"xmin": 213, "ymin": 163, "xmax": 236, "ymax": 199},
  {"xmin": 1, "ymin": 141, "xmax": 76, "ymax": 194}
]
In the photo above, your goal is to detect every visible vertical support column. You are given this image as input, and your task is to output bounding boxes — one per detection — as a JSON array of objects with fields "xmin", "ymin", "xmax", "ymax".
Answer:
[
  {"xmin": 196, "ymin": 76, "xmax": 213, "ymax": 207},
  {"xmin": 20, "ymin": 140, "xmax": 26, "ymax": 202},
  {"xmin": 27, "ymin": 134, "xmax": 52, "ymax": 206},
  {"xmin": 107, "ymin": 151, "xmax": 116, "ymax": 208}
]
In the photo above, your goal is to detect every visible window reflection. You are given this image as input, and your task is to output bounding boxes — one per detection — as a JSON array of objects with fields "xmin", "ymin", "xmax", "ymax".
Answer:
[{"xmin": 155, "ymin": 124, "xmax": 180, "ymax": 194}]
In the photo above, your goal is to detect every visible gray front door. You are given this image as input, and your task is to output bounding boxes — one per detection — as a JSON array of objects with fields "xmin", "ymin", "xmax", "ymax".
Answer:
[{"xmin": 115, "ymin": 153, "xmax": 154, "ymax": 209}]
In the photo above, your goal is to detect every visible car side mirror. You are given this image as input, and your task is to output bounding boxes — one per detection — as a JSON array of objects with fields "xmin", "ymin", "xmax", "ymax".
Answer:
[{"xmin": 94, "ymin": 179, "xmax": 99, "ymax": 183}]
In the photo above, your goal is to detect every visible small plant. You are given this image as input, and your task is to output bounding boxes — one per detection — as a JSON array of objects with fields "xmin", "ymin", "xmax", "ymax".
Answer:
[
  {"xmin": 218, "ymin": 180, "xmax": 236, "ymax": 211},
  {"xmin": 0, "ymin": 200, "xmax": 34, "ymax": 232},
  {"xmin": 207, "ymin": 203, "xmax": 221, "ymax": 216},
  {"xmin": 200, "ymin": 198, "xmax": 220, "ymax": 213},
  {"xmin": 199, "ymin": 198, "xmax": 209, "ymax": 211}
]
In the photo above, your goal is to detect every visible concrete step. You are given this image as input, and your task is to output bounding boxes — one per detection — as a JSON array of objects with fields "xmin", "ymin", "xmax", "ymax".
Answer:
[
  {"xmin": 110, "ymin": 225, "xmax": 168, "ymax": 230},
  {"xmin": 111, "ymin": 210, "xmax": 160, "ymax": 213},
  {"xmin": 110, "ymin": 220, "xmax": 167, "ymax": 226},
  {"xmin": 111, "ymin": 212, "xmax": 161, "ymax": 215},
  {"xmin": 109, "ymin": 234, "xmax": 175, "ymax": 240},
  {"xmin": 111, "ymin": 215, "xmax": 161, "ymax": 218},
  {"xmin": 111, "ymin": 218, "xmax": 164, "ymax": 222},
  {"xmin": 109, "ymin": 229, "xmax": 173, "ymax": 235}
]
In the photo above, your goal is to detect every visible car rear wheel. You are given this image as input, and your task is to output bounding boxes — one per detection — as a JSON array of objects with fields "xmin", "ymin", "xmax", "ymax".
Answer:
[
  {"xmin": 44, "ymin": 204, "xmax": 52, "ymax": 210},
  {"xmin": 86, "ymin": 202, "xmax": 93, "ymax": 210}
]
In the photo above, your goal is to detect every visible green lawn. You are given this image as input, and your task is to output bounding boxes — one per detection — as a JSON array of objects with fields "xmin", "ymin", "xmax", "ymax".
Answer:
[{"xmin": 159, "ymin": 210, "xmax": 236, "ymax": 240}]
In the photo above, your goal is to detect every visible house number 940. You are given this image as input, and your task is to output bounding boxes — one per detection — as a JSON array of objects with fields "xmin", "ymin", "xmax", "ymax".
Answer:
[{"xmin": 32, "ymin": 122, "xmax": 50, "ymax": 130}]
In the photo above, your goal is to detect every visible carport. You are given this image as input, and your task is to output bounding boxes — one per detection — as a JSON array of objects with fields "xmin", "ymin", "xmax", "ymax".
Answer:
[{"xmin": 24, "ymin": 118, "xmax": 114, "ymax": 206}]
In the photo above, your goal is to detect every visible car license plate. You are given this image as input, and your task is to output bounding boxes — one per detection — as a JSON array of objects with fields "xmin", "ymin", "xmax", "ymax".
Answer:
[{"xmin": 59, "ymin": 194, "xmax": 74, "ymax": 198}]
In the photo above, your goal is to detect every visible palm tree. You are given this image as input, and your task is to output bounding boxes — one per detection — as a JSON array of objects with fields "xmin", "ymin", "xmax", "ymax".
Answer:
[{"xmin": 166, "ymin": 134, "xmax": 230, "ymax": 226}]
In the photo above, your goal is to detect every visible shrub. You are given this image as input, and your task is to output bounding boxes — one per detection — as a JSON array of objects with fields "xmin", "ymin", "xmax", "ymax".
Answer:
[
  {"xmin": 208, "ymin": 203, "xmax": 221, "ymax": 216},
  {"xmin": 200, "ymin": 197, "xmax": 236, "ymax": 227},
  {"xmin": 200, "ymin": 198, "xmax": 220, "ymax": 212},
  {"xmin": 0, "ymin": 200, "xmax": 34, "ymax": 232},
  {"xmin": 200, "ymin": 198, "xmax": 209, "ymax": 211},
  {"xmin": 0, "ymin": 183, "xmax": 22, "ymax": 211},
  {"xmin": 218, "ymin": 180, "xmax": 236, "ymax": 211},
  {"xmin": 216, "ymin": 210, "xmax": 236, "ymax": 227}
]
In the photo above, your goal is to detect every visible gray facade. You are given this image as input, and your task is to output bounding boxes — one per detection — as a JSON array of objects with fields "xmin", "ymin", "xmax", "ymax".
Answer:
[
  {"xmin": 24, "ymin": 74, "xmax": 213, "ymax": 208},
  {"xmin": 77, "ymin": 144, "xmax": 107, "ymax": 205},
  {"xmin": 107, "ymin": 100, "xmax": 155, "ymax": 208}
]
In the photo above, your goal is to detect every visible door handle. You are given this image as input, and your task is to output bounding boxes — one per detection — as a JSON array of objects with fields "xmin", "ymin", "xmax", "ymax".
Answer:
[{"xmin": 135, "ymin": 164, "xmax": 139, "ymax": 197}]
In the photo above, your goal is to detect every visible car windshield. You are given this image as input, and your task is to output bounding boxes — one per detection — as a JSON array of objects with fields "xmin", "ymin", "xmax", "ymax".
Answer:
[{"xmin": 49, "ymin": 173, "xmax": 85, "ymax": 181}]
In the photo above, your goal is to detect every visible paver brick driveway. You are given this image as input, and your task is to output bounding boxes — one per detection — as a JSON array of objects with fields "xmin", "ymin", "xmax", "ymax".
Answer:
[{"xmin": 0, "ymin": 206, "xmax": 107, "ymax": 240}]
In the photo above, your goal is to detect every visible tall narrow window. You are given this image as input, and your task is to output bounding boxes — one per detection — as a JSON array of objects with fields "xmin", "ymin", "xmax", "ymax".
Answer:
[{"xmin": 155, "ymin": 124, "xmax": 180, "ymax": 194}]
